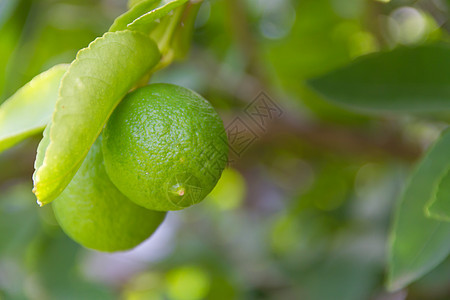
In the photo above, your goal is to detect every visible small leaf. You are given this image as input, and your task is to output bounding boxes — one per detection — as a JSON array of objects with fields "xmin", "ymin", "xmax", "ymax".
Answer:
[
  {"xmin": 127, "ymin": 0, "xmax": 189, "ymax": 33},
  {"xmin": 0, "ymin": 64, "xmax": 68, "ymax": 154},
  {"xmin": 388, "ymin": 129, "xmax": 450, "ymax": 291},
  {"xmin": 426, "ymin": 168, "xmax": 450, "ymax": 222},
  {"xmin": 110, "ymin": 0, "xmax": 189, "ymax": 35},
  {"xmin": 308, "ymin": 45, "xmax": 450, "ymax": 113},
  {"xmin": 33, "ymin": 30, "xmax": 161, "ymax": 206},
  {"xmin": 109, "ymin": 0, "xmax": 160, "ymax": 32}
]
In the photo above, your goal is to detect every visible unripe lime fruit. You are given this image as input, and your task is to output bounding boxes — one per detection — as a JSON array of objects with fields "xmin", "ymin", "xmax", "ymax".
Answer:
[
  {"xmin": 102, "ymin": 83, "xmax": 228, "ymax": 211},
  {"xmin": 52, "ymin": 136, "xmax": 166, "ymax": 252}
]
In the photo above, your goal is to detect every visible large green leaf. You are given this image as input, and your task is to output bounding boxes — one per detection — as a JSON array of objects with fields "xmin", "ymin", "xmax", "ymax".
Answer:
[
  {"xmin": 388, "ymin": 129, "xmax": 450, "ymax": 291},
  {"xmin": 308, "ymin": 45, "xmax": 450, "ymax": 113},
  {"xmin": 33, "ymin": 30, "xmax": 161, "ymax": 206},
  {"xmin": 426, "ymin": 168, "xmax": 450, "ymax": 222},
  {"xmin": 0, "ymin": 64, "xmax": 67, "ymax": 154}
]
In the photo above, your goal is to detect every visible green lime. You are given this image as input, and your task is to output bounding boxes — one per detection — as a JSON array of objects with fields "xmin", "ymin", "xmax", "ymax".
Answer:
[
  {"xmin": 52, "ymin": 136, "xmax": 166, "ymax": 252},
  {"xmin": 102, "ymin": 83, "xmax": 228, "ymax": 211}
]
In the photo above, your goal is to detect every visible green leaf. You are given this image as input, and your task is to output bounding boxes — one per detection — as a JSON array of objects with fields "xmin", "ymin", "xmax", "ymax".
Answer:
[
  {"xmin": 109, "ymin": 0, "xmax": 160, "ymax": 32},
  {"xmin": 0, "ymin": 64, "xmax": 67, "ymax": 154},
  {"xmin": 308, "ymin": 45, "xmax": 450, "ymax": 113},
  {"xmin": 110, "ymin": 0, "xmax": 189, "ymax": 34},
  {"xmin": 33, "ymin": 30, "xmax": 161, "ymax": 206},
  {"xmin": 33, "ymin": 124, "xmax": 50, "ymax": 184},
  {"xmin": 426, "ymin": 168, "xmax": 450, "ymax": 222},
  {"xmin": 128, "ymin": 0, "xmax": 148, "ymax": 8},
  {"xmin": 388, "ymin": 129, "xmax": 450, "ymax": 291},
  {"xmin": 126, "ymin": 0, "xmax": 189, "ymax": 34}
]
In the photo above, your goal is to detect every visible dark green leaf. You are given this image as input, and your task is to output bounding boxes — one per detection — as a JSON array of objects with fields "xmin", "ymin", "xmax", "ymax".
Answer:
[
  {"xmin": 308, "ymin": 45, "xmax": 450, "ymax": 113},
  {"xmin": 388, "ymin": 129, "xmax": 450, "ymax": 291}
]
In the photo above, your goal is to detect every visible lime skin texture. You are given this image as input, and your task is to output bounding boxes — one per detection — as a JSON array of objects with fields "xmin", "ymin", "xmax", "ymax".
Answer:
[
  {"xmin": 52, "ymin": 136, "xmax": 166, "ymax": 252},
  {"xmin": 102, "ymin": 83, "xmax": 228, "ymax": 211}
]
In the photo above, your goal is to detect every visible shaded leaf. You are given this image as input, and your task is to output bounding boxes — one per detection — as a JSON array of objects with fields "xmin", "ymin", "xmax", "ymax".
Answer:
[
  {"xmin": 308, "ymin": 45, "xmax": 450, "ymax": 113},
  {"xmin": 0, "ymin": 64, "xmax": 67, "ymax": 154},
  {"xmin": 388, "ymin": 129, "xmax": 450, "ymax": 291},
  {"xmin": 300, "ymin": 243, "xmax": 379, "ymax": 300},
  {"xmin": 33, "ymin": 30, "xmax": 161, "ymax": 206},
  {"xmin": 171, "ymin": 1, "xmax": 201, "ymax": 60},
  {"xmin": 128, "ymin": 0, "xmax": 147, "ymax": 9},
  {"xmin": 32, "ymin": 231, "xmax": 114, "ymax": 300},
  {"xmin": 0, "ymin": 0, "xmax": 19, "ymax": 29},
  {"xmin": 426, "ymin": 168, "xmax": 450, "ymax": 222},
  {"xmin": 0, "ymin": 183, "xmax": 40, "ymax": 256}
]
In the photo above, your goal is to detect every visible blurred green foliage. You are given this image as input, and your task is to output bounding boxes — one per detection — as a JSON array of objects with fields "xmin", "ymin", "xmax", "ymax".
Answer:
[{"xmin": 2, "ymin": 0, "xmax": 450, "ymax": 299}]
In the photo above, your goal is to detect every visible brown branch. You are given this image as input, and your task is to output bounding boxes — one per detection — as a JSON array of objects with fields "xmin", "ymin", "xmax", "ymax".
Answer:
[{"xmin": 263, "ymin": 117, "xmax": 421, "ymax": 162}]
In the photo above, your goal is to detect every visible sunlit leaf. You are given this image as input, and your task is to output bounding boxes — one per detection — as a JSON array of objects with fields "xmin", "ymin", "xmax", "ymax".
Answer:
[
  {"xmin": 33, "ymin": 124, "xmax": 50, "ymax": 184},
  {"xmin": 426, "ymin": 168, "xmax": 450, "ymax": 222},
  {"xmin": 0, "ymin": 64, "xmax": 67, "ymax": 154},
  {"xmin": 111, "ymin": 0, "xmax": 188, "ymax": 35},
  {"xmin": 127, "ymin": 0, "xmax": 189, "ymax": 33},
  {"xmin": 308, "ymin": 45, "xmax": 450, "ymax": 113},
  {"xmin": 388, "ymin": 129, "xmax": 450, "ymax": 291},
  {"xmin": 109, "ymin": 0, "xmax": 160, "ymax": 32},
  {"xmin": 33, "ymin": 30, "xmax": 161, "ymax": 206}
]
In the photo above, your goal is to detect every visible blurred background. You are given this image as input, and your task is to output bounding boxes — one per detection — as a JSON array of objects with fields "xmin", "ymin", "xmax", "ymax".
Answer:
[{"xmin": 2, "ymin": 0, "xmax": 450, "ymax": 299}]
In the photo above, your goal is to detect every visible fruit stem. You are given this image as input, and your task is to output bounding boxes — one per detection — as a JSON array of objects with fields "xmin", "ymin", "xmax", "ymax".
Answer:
[{"xmin": 134, "ymin": 1, "xmax": 203, "ymax": 89}]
